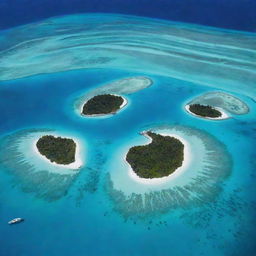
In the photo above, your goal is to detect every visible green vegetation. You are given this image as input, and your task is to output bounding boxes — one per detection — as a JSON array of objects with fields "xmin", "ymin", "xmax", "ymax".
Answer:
[
  {"xmin": 82, "ymin": 94, "xmax": 124, "ymax": 115},
  {"xmin": 189, "ymin": 104, "xmax": 222, "ymax": 118},
  {"xmin": 36, "ymin": 135, "xmax": 76, "ymax": 165},
  {"xmin": 126, "ymin": 132, "xmax": 184, "ymax": 178}
]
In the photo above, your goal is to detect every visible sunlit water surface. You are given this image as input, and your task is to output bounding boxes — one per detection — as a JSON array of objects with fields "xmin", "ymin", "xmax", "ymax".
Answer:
[{"xmin": 0, "ymin": 14, "xmax": 255, "ymax": 256}]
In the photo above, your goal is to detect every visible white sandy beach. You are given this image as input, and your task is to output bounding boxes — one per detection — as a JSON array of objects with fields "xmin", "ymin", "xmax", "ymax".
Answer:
[
  {"xmin": 126, "ymin": 131, "xmax": 192, "ymax": 185},
  {"xmin": 80, "ymin": 94, "xmax": 128, "ymax": 117},
  {"xmin": 33, "ymin": 135, "xmax": 83, "ymax": 169},
  {"xmin": 185, "ymin": 104, "xmax": 229, "ymax": 120}
]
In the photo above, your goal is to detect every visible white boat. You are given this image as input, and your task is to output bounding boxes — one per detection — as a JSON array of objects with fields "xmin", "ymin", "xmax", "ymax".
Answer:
[{"xmin": 8, "ymin": 218, "xmax": 24, "ymax": 225}]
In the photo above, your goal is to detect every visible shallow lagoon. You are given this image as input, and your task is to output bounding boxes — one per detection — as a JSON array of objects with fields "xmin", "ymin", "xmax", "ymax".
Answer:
[{"xmin": 0, "ymin": 14, "xmax": 256, "ymax": 256}]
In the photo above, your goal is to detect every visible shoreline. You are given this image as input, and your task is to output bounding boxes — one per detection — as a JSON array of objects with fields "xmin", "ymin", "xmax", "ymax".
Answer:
[
  {"xmin": 126, "ymin": 131, "xmax": 192, "ymax": 185},
  {"xmin": 185, "ymin": 104, "xmax": 229, "ymax": 120},
  {"xmin": 33, "ymin": 135, "xmax": 83, "ymax": 169},
  {"xmin": 80, "ymin": 94, "xmax": 128, "ymax": 118}
]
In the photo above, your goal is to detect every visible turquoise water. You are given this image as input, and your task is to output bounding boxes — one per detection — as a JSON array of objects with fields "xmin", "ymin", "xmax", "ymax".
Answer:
[{"xmin": 0, "ymin": 14, "xmax": 256, "ymax": 256}]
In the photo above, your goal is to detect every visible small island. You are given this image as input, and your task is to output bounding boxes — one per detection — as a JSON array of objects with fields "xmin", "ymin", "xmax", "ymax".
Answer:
[
  {"xmin": 187, "ymin": 91, "xmax": 249, "ymax": 115},
  {"xmin": 82, "ymin": 94, "xmax": 125, "ymax": 116},
  {"xmin": 126, "ymin": 132, "xmax": 184, "ymax": 179},
  {"xmin": 36, "ymin": 135, "xmax": 76, "ymax": 165},
  {"xmin": 188, "ymin": 104, "xmax": 222, "ymax": 118}
]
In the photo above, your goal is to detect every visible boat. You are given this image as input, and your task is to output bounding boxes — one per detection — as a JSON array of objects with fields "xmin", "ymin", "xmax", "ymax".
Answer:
[{"xmin": 8, "ymin": 218, "xmax": 24, "ymax": 225}]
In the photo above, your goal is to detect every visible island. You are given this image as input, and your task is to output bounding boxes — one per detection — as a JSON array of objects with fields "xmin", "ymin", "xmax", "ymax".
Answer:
[
  {"xmin": 186, "ymin": 91, "xmax": 249, "ymax": 115},
  {"xmin": 126, "ymin": 132, "xmax": 184, "ymax": 178},
  {"xmin": 36, "ymin": 135, "xmax": 76, "ymax": 165},
  {"xmin": 82, "ymin": 94, "xmax": 126, "ymax": 116},
  {"xmin": 188, "ymin": 104, "xmax": 222, "ymax": 118}
]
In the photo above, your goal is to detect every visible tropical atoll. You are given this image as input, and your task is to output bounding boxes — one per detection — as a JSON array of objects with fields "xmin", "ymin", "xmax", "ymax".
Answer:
[
  {"xmin": 126, "ymin": 132, "xmax": 184, "ymax": 179},
  {"xmin": 187, "ymin": 91, "xmax": 249, "ymax": 115},
  {"xmin": 82, "ymin": 94, "xmax": 125, "ymax": 116},
  {"xmin": 36, "ymin": 135, "xmax": 76, "ymax": 165},
  {"xmin": 189, "ymin": 104, "xmax": 222, "ymax": 118},
  {"xmin": 75, "ymin": 77, "xmax": 152, "ymax": 115}
]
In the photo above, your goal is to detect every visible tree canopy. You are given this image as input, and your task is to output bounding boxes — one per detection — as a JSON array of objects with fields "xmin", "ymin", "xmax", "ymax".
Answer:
[
  {"xmin": 82, "ymin": 94, "xmax": 124, "ymax": 115},
  {"xmin": 189, "ymin": 104, "xmax": 222, "ymax": 118},
  {"xmin": 36, "ymin": 135, "xmax": 76, "ymax": 165},
  {"xmin": 126, "ymin": 132, "xmax": 184, "ymax": 178}
]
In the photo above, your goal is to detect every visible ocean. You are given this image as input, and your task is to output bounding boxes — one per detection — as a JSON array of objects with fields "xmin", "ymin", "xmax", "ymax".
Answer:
[
  {"xmin": 0, "ymin": 4, "xmax": 256, "ymax": 256},
  {"xmin": 0, "ymin": 0, "xmax": 256, "ymax": 32}
]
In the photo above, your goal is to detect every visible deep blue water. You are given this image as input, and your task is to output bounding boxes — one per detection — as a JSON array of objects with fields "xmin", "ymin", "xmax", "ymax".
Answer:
[{"xmin": 1, "ymin": 0, "xmax": 256, "ymax": 31}]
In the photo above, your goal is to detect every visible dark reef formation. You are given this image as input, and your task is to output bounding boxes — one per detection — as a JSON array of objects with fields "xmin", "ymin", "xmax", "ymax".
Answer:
[
  {"xmin": 36, "ymin": 135, "xmax": 76, "ymax": 165},
  {"xmin": 82, "ymin": 94, "xmax": 124, "ymax": 115},
  {"xmin": 126, "ymin": 132, "xmax": 184, "ymax": 178},
  {"xmin": 189, "ymin": 104, "xmax": 222, "ymax": 118}
]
